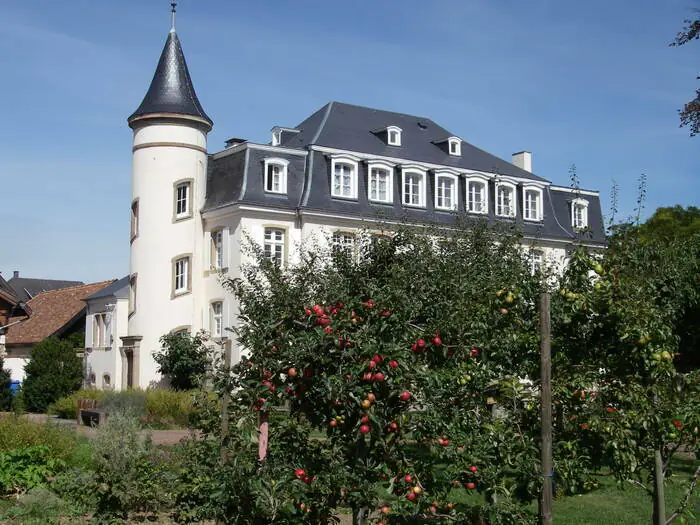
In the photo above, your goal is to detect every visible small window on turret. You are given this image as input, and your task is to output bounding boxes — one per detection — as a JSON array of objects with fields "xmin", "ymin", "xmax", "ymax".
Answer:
[{"xmin": 173, "ymin": 180, "xmax": 193, "ymax": 221}]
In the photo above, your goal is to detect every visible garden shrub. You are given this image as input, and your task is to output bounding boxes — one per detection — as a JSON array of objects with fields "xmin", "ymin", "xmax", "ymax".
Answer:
[
  {"xmin": 22, "ymin": 335, "xmax": 83, "ymax": 413},
  {"xmin": 50, "ymin": 388, "xmax": 196, "ymax": 428},
  {"xmin": 144, "ymin": 388, "xmax": 194, "ymax": 427},
  {"xmin": 88, "ymin": 412, "xmax": 174, "ymax": 520},
  {"xmin": 0, "ymin": 446, "xmax": 65, "ymax": 497},
  {"xmin": 154, "ymin": 331, "xmax": 211, "ymax": 390},
  {"xmin": 49, "ymin": 388, "xmax": 106, "ymax": 419}
]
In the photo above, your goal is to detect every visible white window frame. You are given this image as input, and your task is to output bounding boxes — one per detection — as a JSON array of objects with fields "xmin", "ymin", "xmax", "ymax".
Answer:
[
  {"xmin": 174, "ymin": 257, "xmax": 190, "ymax": 295},
  {"xmin": 130, "ymin": 199, "xmax": 139, "ymax": 241},
  {"xmin": 366, "ymin": 161, "xmax": 394, "ymax": 204},
  {"xmin": 128, "ymin": 275, "xmax": 137, "ymax": 316},
  {"xmin": 174, "ymin": 181, "xmax": 192, "ymax": 219},
  {"xmin": 92, "ymin": 313, "xmax": 109, "ymax": 348},
  {"xmin": 495, "ymin": 181, "xmax": 517, "ymax": 218},
  {"xmin": 211, "ymin": 229, "xmax": 224, "ymax": 270},
  {"xmin": 263, "ymin": 158, "xmax": 289, "ymax": 194},
  {"xmin": 465, "ymin": 175, "xmax": 489, "ymax": 214},
  {"xmin": 386, "ymin": 126, "xmax": 402, "ymax": 146},
  {"xmin": 332, "ymin": 231, "xmax": 357, "ymax": 259},
  {"xmin": 434, "ymin": 171, "xmax": 459, "ymax": 211},
  {"xmin": 571, "ymin": 198, "xmax": 589, "ymax": 230},
  {"xmin": 529, "ymin": 250, "xmax": 544, "ymax": 275},
  {"xmin": 448, "ymin": 137, "xmax": 462, "ymax": 156},
  {"xmin": 523, "ymin": 185, "xmax": 544, "ymax": 222},
  {"xmin": 330, "ymin": 154, "xmax": 360, "ymax": 199},
  {"xmin": 210, "ymin": 301, "xmax": 224, "ymax": 338},
  {"xmin": 401, "ymin": 166, "xmax": 427, "ymax": 208},
  {"xmin": 264, "ymin": 227, "xmax": 286, "ymax": 267}
]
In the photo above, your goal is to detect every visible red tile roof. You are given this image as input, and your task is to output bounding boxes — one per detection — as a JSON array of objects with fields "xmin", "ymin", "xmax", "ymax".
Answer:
[{"xmin": 5, "ymin": 280, "xmax": 115, "ymax": 345}]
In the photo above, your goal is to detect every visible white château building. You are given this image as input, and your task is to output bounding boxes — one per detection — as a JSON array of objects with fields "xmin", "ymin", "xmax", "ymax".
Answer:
[{"xmin": 85, "ymin": 13, "xmax": 605, "ymax": 390}]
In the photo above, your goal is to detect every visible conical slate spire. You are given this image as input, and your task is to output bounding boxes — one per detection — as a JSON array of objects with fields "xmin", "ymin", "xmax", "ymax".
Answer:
[{"xmin": 128, "ymin": 30, "xmax": 212, "ymax": 128}]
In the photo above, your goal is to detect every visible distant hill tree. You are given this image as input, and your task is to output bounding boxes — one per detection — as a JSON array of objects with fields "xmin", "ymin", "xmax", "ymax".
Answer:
[
  {"xmin": 637, "ymin": 205, "xmax": 700, "ymax": 241},
  {"xmin": 671, "ymin": 12, "xmax": 700, "ymax": 136}
]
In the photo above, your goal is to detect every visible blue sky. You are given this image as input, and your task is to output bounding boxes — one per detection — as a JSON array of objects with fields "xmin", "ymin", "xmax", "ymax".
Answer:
[{"xmin": 0, "ymin": 0, "xmax": 697, "ymax": 282}]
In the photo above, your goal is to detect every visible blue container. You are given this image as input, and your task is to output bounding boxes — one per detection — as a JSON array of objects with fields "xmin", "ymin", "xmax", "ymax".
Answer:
[{"xmin": 9, "ymin": 380, "xmax": 20, "ymax": 397}]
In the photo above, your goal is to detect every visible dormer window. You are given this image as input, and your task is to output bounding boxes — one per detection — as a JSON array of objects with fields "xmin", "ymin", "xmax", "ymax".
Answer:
[
  {"xmin": 465, "ymin": 175, "xmax": 488, "ymax": 214},
  {"xmin": 523, "ymin": 185, "xmax": 543, "ymax": 221},
  {"xmin": 448, "ymin": 137, "xmax": 462, "ymax": 156},
  {"xmin": 401, "ymin": 166, "xmax": 427, "ymax": 207},
  {"xmin": 495, "ymin": 181, "xmax": 516, "ymax": 218},
  {"xmin": 263, "ymin": 158, "xmax": 289, "ymax": 194},
  {"xmin": 387, "ymin": 126, "xmax": 402, "ymax": 146},
  {"xmin": 330, "ymin": 154, "xmax": 360, "ymax": 199},
  {"xmin": 571, "ymin": 198, "xmax": 589, "ymax": 230},
  {"xmin": 367, "ymin": 161, "xmax": 395, "ymax": 203},
  {"xmin": 270, "ymin": 126, "xmax": 299, "ymax": 147},
  {"xmin": 434, "ymin": 171, "xmax": 458, "ymax": 211}
]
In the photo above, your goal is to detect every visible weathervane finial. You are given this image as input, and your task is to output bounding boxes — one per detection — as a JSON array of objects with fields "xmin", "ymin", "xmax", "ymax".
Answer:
[{"xmin": 170, "ymin": 1, "xmax": 177, "ymax": 32}]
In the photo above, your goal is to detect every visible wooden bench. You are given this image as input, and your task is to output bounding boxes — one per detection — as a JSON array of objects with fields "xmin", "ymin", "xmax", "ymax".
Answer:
[{"xmin": 76, "ymin": 399, "xmax": 108, "ymax": 426}]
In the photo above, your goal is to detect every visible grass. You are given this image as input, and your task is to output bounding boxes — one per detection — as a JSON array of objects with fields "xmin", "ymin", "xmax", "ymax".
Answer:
[
  {"xmin": 0, "ymin": 414, "xmax": 93, "ymax": 468},
  {"xmin": 553, "ymin": 458, "xmax": 700, "ymax": 525}
]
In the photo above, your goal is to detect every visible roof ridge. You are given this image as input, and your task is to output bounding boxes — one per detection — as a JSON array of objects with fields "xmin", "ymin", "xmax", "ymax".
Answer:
[
  {"xmin": 29, "ymin": 279, "xmax": 116, "ymax": 297},
  {"xmin": 329, "ymin": 100, "xmax": 437, "ymax": 123}
]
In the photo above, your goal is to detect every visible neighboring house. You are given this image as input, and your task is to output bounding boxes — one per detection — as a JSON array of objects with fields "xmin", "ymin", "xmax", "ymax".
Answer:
[
  {"xmin": 120, "ymin": 11, "xmax": 605, "ymax": 388},
  {"xmin": 7, "ymin": 271, "xmax": 83, "ymax": 303},
  {"xmin": 84, "ymin": 276, "xmax": 129, "ymax": 390},
  {"xmin": 4, "ymin": 281, "xmax": 114, "ymax": 381},
  {"xmin": 0, "ymin": 273, "xmax": 32, "ymax": 360}
]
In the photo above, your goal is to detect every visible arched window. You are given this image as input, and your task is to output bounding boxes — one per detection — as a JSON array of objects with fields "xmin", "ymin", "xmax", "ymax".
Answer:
[{"xmin": 465, "ymin": 176, "xmax": 488, "ymax": 214}]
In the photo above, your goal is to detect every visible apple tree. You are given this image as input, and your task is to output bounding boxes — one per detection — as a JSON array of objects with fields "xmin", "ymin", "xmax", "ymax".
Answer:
[{"xmin": 191, "ymin": 221, "xmax": 593, "ymax": 524}]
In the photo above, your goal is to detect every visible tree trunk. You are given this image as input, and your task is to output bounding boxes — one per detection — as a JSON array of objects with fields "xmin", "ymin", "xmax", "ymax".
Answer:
[
  {"xmin": 352, "ymin": 507, "xmax": 369, "ymax": 525},
  {"xmin": 653, "ymin": 446, "xmax": 666, "ymax": 525}
]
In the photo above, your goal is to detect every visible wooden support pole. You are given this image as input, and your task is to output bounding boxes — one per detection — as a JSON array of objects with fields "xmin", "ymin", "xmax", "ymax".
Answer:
[
  {"xmin": 540, "ymin": 292, "xmax": 554, "ymax": 525},
  {"xmin": 653, "ymin": 446, "xmax": 666, "ymax": 525}
]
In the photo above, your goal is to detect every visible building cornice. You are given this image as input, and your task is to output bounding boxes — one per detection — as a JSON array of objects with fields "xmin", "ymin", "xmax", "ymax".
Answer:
[
  {"xmin": 212, "ymin": 142, "xmax": 308, "ymax": 160},
  {"xmin": 550, "ymin": 186, "xmax": 600, "ymax": 197}
]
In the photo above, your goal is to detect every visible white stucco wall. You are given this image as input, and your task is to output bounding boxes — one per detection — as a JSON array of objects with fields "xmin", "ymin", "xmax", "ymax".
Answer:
[
  {"xmin": 4, "ymin": 356, "xmax": 29, "ymax": 382},
  {"xmin": 129, "ymin": 121, "xmax": 209, "ymax": 387},
  {"xmin": 85, "ymin": 297, "xmax": 128, "ymax": 390}
]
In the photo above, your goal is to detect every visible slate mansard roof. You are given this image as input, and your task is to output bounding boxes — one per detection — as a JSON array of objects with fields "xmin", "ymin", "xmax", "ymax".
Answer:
[
  {"xmin": 128, "ymin": 30, "xmax": 212, "ymax": 128},
  {"xmin": 204, "ymin": 102, "xmax": 605, "ymax": 245}
]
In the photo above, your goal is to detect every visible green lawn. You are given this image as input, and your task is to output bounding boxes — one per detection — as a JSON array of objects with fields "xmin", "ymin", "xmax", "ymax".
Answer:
[{"xmin": 553, "ymin": 457, "xmax": 699, "ymax": 525}]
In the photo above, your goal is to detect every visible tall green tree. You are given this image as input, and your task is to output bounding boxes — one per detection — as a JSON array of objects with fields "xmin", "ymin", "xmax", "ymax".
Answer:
[
  {"xmin": 0, "ymin": 357, "xmax": 11, "ymax": 411},
  {"xmin": 22, "ymin": 334, "xmax": 83, "ymax": 413}
]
